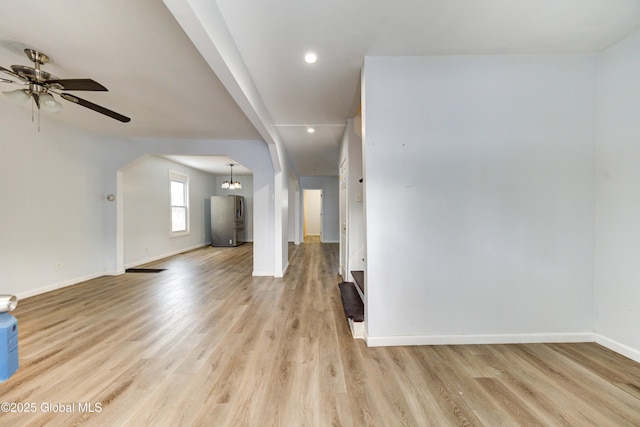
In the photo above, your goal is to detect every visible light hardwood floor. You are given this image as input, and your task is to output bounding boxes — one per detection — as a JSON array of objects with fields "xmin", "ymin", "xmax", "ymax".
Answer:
[{"xmin": 2, "ymin": 242, "xmax": 640, "ymax": 426}]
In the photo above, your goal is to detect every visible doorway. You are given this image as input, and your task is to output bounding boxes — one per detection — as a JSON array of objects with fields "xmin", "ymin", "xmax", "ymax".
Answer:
[{"xmin": 303, "ymin": 189, "xmax": 322, "ymax": 243}]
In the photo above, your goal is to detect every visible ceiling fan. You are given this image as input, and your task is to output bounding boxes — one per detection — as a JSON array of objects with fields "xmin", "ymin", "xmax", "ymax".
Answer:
[{"xmin": 0, "ymin": 48, "xmax": 130, "ymax": 126}]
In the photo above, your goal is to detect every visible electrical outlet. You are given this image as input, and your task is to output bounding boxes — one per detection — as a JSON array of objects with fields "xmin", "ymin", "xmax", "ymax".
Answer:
[{"xmin": 56, "ymin": 263, "xmax": 62, "ymax": 272}]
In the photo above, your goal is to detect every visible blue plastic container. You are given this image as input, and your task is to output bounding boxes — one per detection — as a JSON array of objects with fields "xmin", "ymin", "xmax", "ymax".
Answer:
[{"xmin": 0, "ymin": 313, "xmax": 19, "ymax": 382}]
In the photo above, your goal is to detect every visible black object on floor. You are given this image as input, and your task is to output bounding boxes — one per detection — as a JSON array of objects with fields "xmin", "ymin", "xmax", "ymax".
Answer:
[
  {"xmin": 338, "ymin": 282, "xmax": 364, "ymax": 322},
  {"xmin": 125, "ymin": 268, "xmax": 166, "ymax": 273},
  {"xmin": 351, "ymin": 270, "xmax": 365, "ymax": 295}
]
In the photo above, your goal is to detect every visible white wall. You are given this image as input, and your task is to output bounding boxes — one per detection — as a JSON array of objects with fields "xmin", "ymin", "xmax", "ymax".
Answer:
[
  {"xmin": 339, "ymin": 119, "xmax": 365, "ymax": 281},
  {"xmin": 304, "ymin": 190, "xmax": 322, "ymax": 236},
  {"xmin": 287, "ymin": 172, "xmax": 298, "ymax": 243},
  {"xmin": 277, "ymin": 159, "xmax": 290, "ymax": 276},
  {"xmin": 595, "ymin": 29, "xmax": 640, "ymax": 362},
  {"xmin": 346, "ymin": 120, "xmax": 365, "ymax": 277},
  {"xmin": 122, "ymin": 156, "xmax": 218, "ymax": 266},
  {"xmin": 363, "ymin": 54, "xmax": 597, "ymax": 345},
  {"xmin": 299, "ymin": 176, "xmax": 340, "ymax": 243},
  {"xmin": 0, "ymin": 102, "xmax": 129, "ymax": 298}
]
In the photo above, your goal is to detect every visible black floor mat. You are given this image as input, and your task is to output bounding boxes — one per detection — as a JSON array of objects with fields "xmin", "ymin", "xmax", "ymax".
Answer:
[
  {"xmin": 125, "ymin": 268, "xmax": 166, "ymax": 273},
  {"xmin": 338, "ymin": 282, "xmax": 364, "ymax": 322}
]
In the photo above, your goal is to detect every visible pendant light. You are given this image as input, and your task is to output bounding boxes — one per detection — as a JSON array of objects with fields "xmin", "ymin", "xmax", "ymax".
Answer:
[{"xmin": 221, "ymin": 163, "xmax": 242, "ymax": 190}]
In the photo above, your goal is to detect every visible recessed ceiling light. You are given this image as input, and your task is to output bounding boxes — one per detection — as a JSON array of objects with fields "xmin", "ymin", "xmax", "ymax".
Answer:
[
  {"xmin": 307, "ymin": 127, "xmax": 315, "ymax": 134},
  {"xmin": 304, "ymin": 52, "xmax": 317, "ymax": 64}
]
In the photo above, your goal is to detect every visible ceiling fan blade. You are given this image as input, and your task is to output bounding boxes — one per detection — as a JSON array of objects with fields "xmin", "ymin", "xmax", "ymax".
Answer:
[
  {"xmin": 59, "ymin": 93, "xmax": 130, "ymax": 123},
  {"xmin": 1, "ymin": 66, "xmax": 26, "ymax": 81},
  {"xmin": 1, "ymin": 77, "xmax": 16, "ymax": 84},
  {"xmin": 47, "ymin": 78, "xmax": 108, "ymax": 91}
]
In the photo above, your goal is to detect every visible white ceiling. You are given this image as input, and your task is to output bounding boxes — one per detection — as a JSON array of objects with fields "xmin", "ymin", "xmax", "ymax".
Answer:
[
  {"xmin": 2, "ymin": 0, "xmax": 639, "ymax": 176},
  {"xmin": 162, "ymin": 155, "xmax": 251, "ymax": 175}
]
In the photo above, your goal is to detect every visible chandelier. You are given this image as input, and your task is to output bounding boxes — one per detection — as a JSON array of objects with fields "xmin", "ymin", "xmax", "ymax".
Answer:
[{"xmin": 221, "ymin": 163, "xmax": 242, "ymax": 190}]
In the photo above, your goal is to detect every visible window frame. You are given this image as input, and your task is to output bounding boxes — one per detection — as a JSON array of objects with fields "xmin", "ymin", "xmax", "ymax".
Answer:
[{"xmin": 169, "ymin": 170, "xmax": 190, "ymax": 237}]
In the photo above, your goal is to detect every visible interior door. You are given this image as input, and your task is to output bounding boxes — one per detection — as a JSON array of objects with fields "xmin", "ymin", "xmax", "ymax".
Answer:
[{"xmin": 303, "ymin": 189, "xmax": 322, "ymax": 240}]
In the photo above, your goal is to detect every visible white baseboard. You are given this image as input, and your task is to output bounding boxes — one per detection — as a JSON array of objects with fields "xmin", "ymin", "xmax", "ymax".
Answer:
[
  {"xmin": 322, "ymin": 239, "xmax": 339, "ymax": 243},
  {"xmin": 16, "ymin": 272, "xmax": 105, "ymax": 300},
  {"xmin": 595, "ymin": 334, "xmax": 640, "ymax": 363},
  {"xmin": 366, "ymin": 332, "xmax": 595, "ymax": 347},
  {"xmin": 348, "ymin": 319, "xmax": 366, "ymax": 341},
  {"xmin": 252, "ymin": 271, "xmax": 274, "ymax": 277}
]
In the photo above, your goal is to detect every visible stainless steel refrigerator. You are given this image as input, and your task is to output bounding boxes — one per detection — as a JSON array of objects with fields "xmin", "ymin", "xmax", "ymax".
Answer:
[{"xmin": 210, "ymin": 195, "xmax": 245, "ymax": 247}]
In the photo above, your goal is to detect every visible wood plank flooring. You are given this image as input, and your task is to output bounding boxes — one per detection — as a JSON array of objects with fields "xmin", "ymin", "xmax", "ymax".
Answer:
[{"xmin": 1, "ymin": 242, "xmax": 640, "ymax": 426}]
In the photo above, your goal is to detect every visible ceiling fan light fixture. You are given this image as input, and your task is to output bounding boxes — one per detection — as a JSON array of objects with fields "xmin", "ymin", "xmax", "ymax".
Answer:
[
  {"xmin": 39, "ymin": 93, "xmax": 63, "ymax": 113},
  {"xmin": 39, "ymin": 92, "xmax": 56, "ymax": 107},
  {"xmin": 42, "ymin": 99, "xmax": 63, "ymax": 113},
  {"xmin": 3, "ymin": 89, "xmax": 30, "ymax": 103}
]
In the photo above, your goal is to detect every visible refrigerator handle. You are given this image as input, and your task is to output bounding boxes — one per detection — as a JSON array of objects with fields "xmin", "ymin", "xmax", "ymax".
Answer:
[{"xmin": 237, "ymin": 197, "xmax": 244, "ymax": 220}]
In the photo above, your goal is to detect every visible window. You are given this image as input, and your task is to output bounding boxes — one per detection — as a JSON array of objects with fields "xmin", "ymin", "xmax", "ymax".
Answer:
[{"xmin": 170, "ymin": 171, "xmax": 189, "ymax": 235}]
